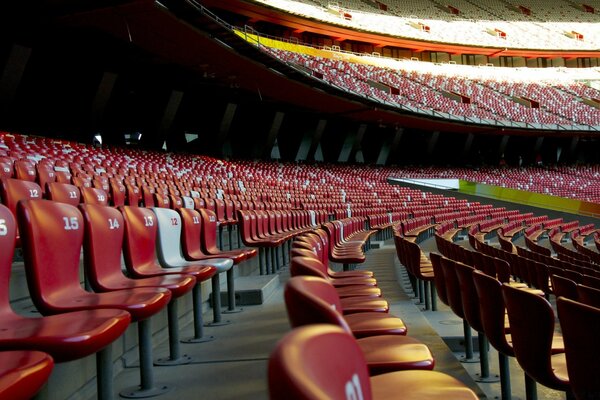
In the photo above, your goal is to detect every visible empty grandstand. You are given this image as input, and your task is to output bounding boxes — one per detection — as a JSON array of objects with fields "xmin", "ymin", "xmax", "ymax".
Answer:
[{"xmin": 0, "ymin": 0, "xmax": 599, "ymax": 399}]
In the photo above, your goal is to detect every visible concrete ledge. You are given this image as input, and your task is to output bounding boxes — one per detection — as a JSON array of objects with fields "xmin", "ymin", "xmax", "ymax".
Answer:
[{"xmin": 218, "ymin": 274, "xmax": 280, "ymax": 306}]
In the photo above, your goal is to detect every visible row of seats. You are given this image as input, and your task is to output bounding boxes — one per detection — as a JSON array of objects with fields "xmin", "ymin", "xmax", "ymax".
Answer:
[
  {"xmin": 427, "ymin": 214, "xmax": 600, "ymax": 399},
  {"xmin": 267, "ymin": 232, "xmax": 479, "ymax": 399}
]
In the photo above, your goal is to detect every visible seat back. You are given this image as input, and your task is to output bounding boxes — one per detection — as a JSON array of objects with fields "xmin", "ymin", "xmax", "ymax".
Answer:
[
  {"xmin": 14, "ymin": 160, "xmax": 36, "ymax": 182},
  {"xmin": 0, "ymin": 178, "xmax": 43, "ymax": 215},
  {"xmin": 454, "ymin": 261, "xmax": 483, "ymax": 332},
  {"xmin": 268, "ymin": 324, "xmax": 372, "ymax": 400},
  {"xmin": 502, "ymin": 284, "xmax": 567, "ymax": 390},
  {"xmin": 551, "ymin": 275, "xmax": 579, "ymax": 301},
  {"xmin": 556, "ymin": 297, "xmax": 600, "ymax": 400},
  {"xmin": 430, "ymin": 252, "xmax": 449, "ymax": 306},
  {"xmin": 284, "ymin": 276, "xmax": 345, "ymax": 329},
  {"xmin": 179, "ymin": 207, "xmax": 206, "ymax": 259},
  {"xmin": 152, "ymin": 207, "xmax": 188, "ymax": 267},
  {"xmin": 472, "ymin": 270, "xmax": 513, "ymax": 356},
  {"xmin": 16, "ymin": 199, "xmax": 86, "ymax": 315},
  {"xmin": 576, "ymin": 284, "xmax": 600, "ymax": 308},
  {"xmin": 79, "ymin": 203, "xmax": 126, "ymax": 292},
  {"xmin": 81, "ymin": 187, "xmax": 108, "ymax": 206},
  {"xmin": 120, "ymin": 205, "xmax": 159, "ymax": 276},
  {"xmin": 440, "ymin": 257, "xmax": 465, "ymax": 318},
  {"xmin": 46, "ymin": 182, "xmax": 81, "ymax": 206},
  {"xmin": 198, "ymin": 209, "xmax": 220, "ymax": 254},
  {"xmin": 290, "ymin": 256, "xmax": 329, "ymax": 280}
]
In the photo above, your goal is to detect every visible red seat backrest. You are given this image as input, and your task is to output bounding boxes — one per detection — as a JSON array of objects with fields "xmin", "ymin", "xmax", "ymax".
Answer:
[
  {"xmin": 14, "ymin": 160, "xmax": 36, "ymax": 182},
  {"xmin": 79, "ymin": 203, "xmax": 126, "ymax": 291},
  {"xmin": 46, "ymin": 182, "xmax": 81, "ymax": 206},
  {"xmin": 179, "ymin": 207, "xmax": 207, "ymax": 259},
  {"xmin": 268, "ymin": 325, "xmax": 372, "ymax": 400},
  {"xmin": 283, "ymin": 275, "xmax": 345, "ymax": 329},
  {"xmin": 198, "ymin": 209, "xmax": 220, "ymax": 254},
  {"xmin": 81, "ymin": 187, "xmax": 108, "ymax": 206},
  {"xmin": 120, "ymin": 206, "xmax": 159, "ymax": 277},
  {"xmin": 16, "ymin": 200, "xmax": 86, "ymax": 314}
]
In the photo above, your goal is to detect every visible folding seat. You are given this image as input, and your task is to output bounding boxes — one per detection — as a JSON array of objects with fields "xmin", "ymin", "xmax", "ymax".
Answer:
[
  {"xmin": 36, "ymin": 164, "xmax": 56, "ymax": 195},
  {"xmin": 109, "ymin": 179, "xmax": 126, "ymax": 207},
  {"xmin": 269, "ymin": 325, "xmax": 478, "ymax": 400},
  {"xmin": 0, "ymin": 350, "xmax": 54, "ymax": 399},
  {"xmin": 152, "ymin": 192, "xmax": 170, "ymax": 208},
  {"xmin": 81, "ymin": 186, "xmax": 109, "ymax": 206},
  {"xmin": 0, "ymin": 178, "xmax": 43, "ymax": 245},
  {"xmin": 14, "ymin": 160, "xmax": 36, "ymax": 182},
  {"xmin": 0, "ymin": 160, "xmax": 13, "ymax": 180},
  {"xmin": 46, "ymin": 182, "xmax": 81, "ymax": 206},
  {"xmin": 72, "ymin": 175, "xmax": 92, "ymax": 189},
  {"xmin": 181, "ymin": 208, "xmax": 257, "ymax": 313},
  {"xmin": 454, "ymin": 262, "xmax": 499, "ymax": 383},
  {"xmin": 0, "ymin": 203, "xmax": 131, "ymax": 400},
  {"xmin": 153, "ymin": 207, "xmax": 234, "ymax": 325},
  {"xmin": 125, "ymin": 183, "xmax": 141, "ymax": 206},
  {"xmin": 577, "ymin": 284, "xmax": 600, "ymax": 307},
  {"xmin": 17, "ymin": 199, "xmax": 174, "ymax": 398},
  {"xmin": 54, "ymin": 170, "xmax": 72, "ymax": 183},
  {"xmin": 502, "ymin": 285, "xmax": 570, "ymax": 399},
  {"xmin": 290, "ymin": 255, "xmax": 381, "ymax": 299},
  {"xmin": 285, "ymin": 276, "xmax": 405, "ymax": 338},
  {"xmin": 120, "ymin": 206, "xmax": 218, "ymax": 342},
  {"xmin": 142, "ymin": 185, "xmax": 156, "ymax": 207},
  {"xmin": 283, "ymin": 279, "xmax": 432, "ymax": 375},
  {"xmin": 439, "ymin": 257, "xmax": 478, "ymax": 364},
  {"xmin": 556, "ymin": 297, "xmax": 600, "ymax": 400}
]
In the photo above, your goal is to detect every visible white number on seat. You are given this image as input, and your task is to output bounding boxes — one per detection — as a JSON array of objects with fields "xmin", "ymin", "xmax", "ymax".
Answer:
[
  {"xmin": 171, "ymin": 218, "xmax": 178, "ymax": 226},
  {"xmin": 108, "ymin": 218, "xmax": 120, "ymax": 230},
  {"xmin": 29, "ymin": 189, "xmax": 39, "ymax": 198},
  {"xmin": 97, "ymin": 194, "xmax": 106, "ymax": 202},
  {"xmin": 345, "ymin": 374, "xmax": 364, "ymax": 400},
  {"xmin": 144, "ymin": 216, "xmax": 154, "ymax": 227},
  {"xmin": 68, "ymin": 191, "xmax": 77, "ymax": 199},
  {"xmin": 0, "ymin": 219, "xmax": 7, "ymax": 236},
  {"xmin": 63, "ymin": 216, "xmax": 79, "ymax": 230},
  {"xmin": 192, "ymin": 216, "xmax": 200, "ymax": 224}
]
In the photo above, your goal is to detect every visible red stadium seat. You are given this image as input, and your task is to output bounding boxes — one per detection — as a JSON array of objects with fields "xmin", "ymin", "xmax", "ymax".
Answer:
[
  {"xmin": 120, "ymin": 205, "xmax": 217, "ymax": 342},
  {"xmin": 0, "ymin": 350, "xmax": 54, "ymax": 400},
  {"xmin": 81, "ymin": 186, "xmax": 109, "ymax": 206},
  {"xmin": 502, "ymin": 285, "xmax": 570, "ymax": 397},
  {"xmin": 46, "ymin": 182, "xmax": 81, "ymax": 206},
  {"xmin": 285, "ymin": 275, "xmax": 406, "ymax": 338},
  {"xmin": 268, "ymin": 325, "xmax": 478, "ymax": 400},
  {"xmin": 557, "ymin": 297, "xmax": 600, "ymax": 400},
  {"xmin": 0, "ymin": 203, "xmax": 130, "ymax": 400}
]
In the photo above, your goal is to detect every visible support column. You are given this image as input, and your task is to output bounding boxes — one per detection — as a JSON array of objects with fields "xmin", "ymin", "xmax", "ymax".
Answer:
[
  {"xmin": 307, "ymin": 119, "xmax": 327, "ymax": 161},
  {"xmin": 264, "ymin": 111, "xmax": 285, "ymax": 159},
  {"xmin": 462, "ymin": 133, "xmax": 474, "ymax": 158},
  {"xmin": 427, "ymin": 130, "xmax": 440, "ymax": 156},
  {"xmin": 218, "ymin": 102, "xmax": 237, "ymax": 156}
]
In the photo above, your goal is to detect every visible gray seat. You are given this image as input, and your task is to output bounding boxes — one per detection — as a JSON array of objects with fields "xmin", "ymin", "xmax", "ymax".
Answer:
[{"xmin": 153, "ymin": 208, "xmax": 234, "ymax": 325}]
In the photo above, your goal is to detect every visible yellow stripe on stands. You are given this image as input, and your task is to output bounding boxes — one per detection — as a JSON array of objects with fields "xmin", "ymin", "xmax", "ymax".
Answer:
[
  {"xmin": 233, "ymin": 29, "xmax": 382, "ymax": 65},
  {"xmin": 459, "ymin": 180, "xmax": 600, "ymax": 218}
]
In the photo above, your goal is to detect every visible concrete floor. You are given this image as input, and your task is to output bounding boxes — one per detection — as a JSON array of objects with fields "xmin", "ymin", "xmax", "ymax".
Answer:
[{"xmin": 107, "ymin": 237, "xmax": 570, "ymax": 400}]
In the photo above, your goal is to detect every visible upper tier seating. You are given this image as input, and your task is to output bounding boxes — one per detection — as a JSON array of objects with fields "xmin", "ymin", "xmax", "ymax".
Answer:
[
  {"xmin": 263, "ymin": 46, "xmax": 600, "ymax": 129},
  {"xmin": 251, "ymin": 0, "xmax": 600, "ymax": 50}
]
